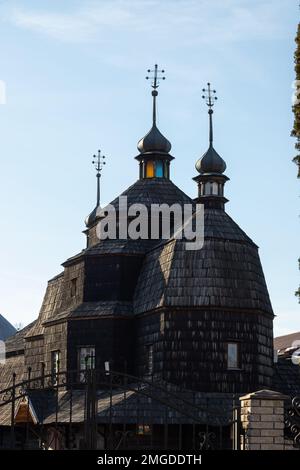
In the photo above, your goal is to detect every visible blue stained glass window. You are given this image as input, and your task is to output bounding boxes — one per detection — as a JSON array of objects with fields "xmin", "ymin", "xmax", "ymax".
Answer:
[{"xmin": 155, "ymin": 160, "xmax": 163, "ymax": 177}]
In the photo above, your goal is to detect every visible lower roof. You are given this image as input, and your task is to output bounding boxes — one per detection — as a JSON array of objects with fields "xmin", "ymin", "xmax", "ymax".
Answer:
[
  {"xmin": 274, "ymin": 332, "xmax": 300, "ymax": 354},
  {"xmin": 272, "ymin": 356, "xmax": 300, "ymax": 396}
]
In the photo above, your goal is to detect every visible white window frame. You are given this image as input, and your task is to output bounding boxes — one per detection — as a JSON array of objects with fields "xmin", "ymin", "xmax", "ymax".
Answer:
[
  {"xmin": 227, "ymin": 342, "xmax": 240, "ymax": 370},
  {"xmin": 51, "ymin": 350, "xmax": 60, "ymax": 385}
]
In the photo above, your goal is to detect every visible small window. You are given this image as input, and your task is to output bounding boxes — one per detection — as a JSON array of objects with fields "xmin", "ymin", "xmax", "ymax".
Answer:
[
  {"xmin": 78, "ymin": 346, "xmax": 95, "ymax": 383},
  {"xmin": 137, "ymin": 424, "xmax": 152, "ymax": 435},
  {"xmin": 227, "ymin": 343, "xmax": 239, "ymax": 369},
  {"xmin": 70, "ymin": 278, "xmax": 77, "ymax": 297},
  {"xmin": 146, "ymin": 161, "xmax": 154, "ymax": 178},
  {"xmin": 155, "ymin": 160, "xmax": 163, "ymax": 177},
  {"xmin": 147, "ymin": 344, "xmax": 154, "ymax": 375},
  {"xmin": 212, "ymin": 182, "xmax": 218, "ymax": 195},
  {"xmin": 51, "ymin": 350, "xmax": 60, "ymax": 385}
]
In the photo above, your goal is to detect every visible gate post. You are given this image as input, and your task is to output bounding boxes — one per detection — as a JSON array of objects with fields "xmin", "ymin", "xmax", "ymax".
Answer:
[{"xmin": 239, "ymin": 389, "xmax": 289, "ymax": 450}]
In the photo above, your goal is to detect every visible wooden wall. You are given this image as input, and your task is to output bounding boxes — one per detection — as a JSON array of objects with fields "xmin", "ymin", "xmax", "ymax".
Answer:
[
  {"xmin": 136, "ymin": 308, "xmax": 273, "ymax": 393},
  {"xmin": 43, "ymin": 321, "xmax": 68, "ymax": 374},
  {"xmin": 67, "ymin": 317, "xmax": 134, "ymax": 375},
  {"xmin": 84, "ymin": 255, "xmax": 143, "ymax": 302}
]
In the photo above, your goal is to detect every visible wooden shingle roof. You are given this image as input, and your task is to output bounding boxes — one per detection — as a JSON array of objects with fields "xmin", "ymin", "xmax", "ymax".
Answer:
[
  {"xmin": 5, "ymin": 321, "xmax": 36, "ymax": 354},
  {"xmin": 0, "ymin": 385, "xmax": 236, "ymax": 427},
  {"xmin": 0, "ymin": 355, "xmax": 24, "ymax": 391},
  {"xmin": 134, "ymin": 208, "xmax": 273, "ymax": 315},
  {"xmin": 108, "ymin": 178, "xmax": 193, "ymax": 211},
  {"xmin": 65, "ymin": 178, "xmax": 193, "ymax": 262},
  {"xmin": 42, "ymin": 301, "xmax": 133, "ymax": 324},
  {"xmin": 274, "ymin": 332, "xmax": 300, "ymax": 353},
  {"xmin": 272, "ymin": 356, "xmax": 300, "ymax": 396}
]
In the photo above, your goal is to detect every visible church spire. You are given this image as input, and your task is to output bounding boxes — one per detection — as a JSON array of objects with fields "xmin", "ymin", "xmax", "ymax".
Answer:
[
  {"xmin": 146, "ymin": 64, "xmax": 165, "ymax": 126},
  {"xmin": 202, "ymin": 82, "xmax": 217, "ymax": 147},
  {"xmin": 136, "ymin": 64, "xmax": 173, "ymax": 179},
  {"xmin": 196, "ymin": 83, "xmax": 226, "ymax": 174},
  {"xmin": 85, "ymin": 149, "xmax": 106, "ymax": 228},
  {"xmin": 92, "ymin": 149, "xmax": 106, "ymax": 207},
  {"xmin": 194, "ymin": 83, "xmax": 229, "ymax": 210}
]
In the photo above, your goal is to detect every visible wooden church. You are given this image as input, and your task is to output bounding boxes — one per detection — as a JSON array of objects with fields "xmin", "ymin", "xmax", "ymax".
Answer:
[{"xmin": 0, "ymin": 67, "xmax": 276, "ymax": 450}]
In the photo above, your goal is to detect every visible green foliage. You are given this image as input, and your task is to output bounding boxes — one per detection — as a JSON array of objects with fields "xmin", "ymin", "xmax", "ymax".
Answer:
[
  {"xmin": 296, "ymin": 258, "xmax": 300, "ymax": 303},
  {"xmin": 292, "ymin": 23, "xmax": 300, "ymax": 177},
  {"xmin": 293, "ymin": 155, "xmax": 300, "ymax": 177},
  {"xmin": 292, "ymin": 25, "xmax": 300, "ymax": 302}
]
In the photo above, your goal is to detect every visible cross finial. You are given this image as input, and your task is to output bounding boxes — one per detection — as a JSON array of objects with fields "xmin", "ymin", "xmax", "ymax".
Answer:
[
  {"xmin": 145, "ymin": 64, "xmax": 166, "ymax": 125},
  {"xmin": 202, "ymin": 82, "xmax": 218, "ymax": 109},
  {"xmin": 146, "ymin": 64, "xmax": 165, "ymax": 89},
  {"xmin": 92, "ymin": 149, "xmax": 106, "ymax": 206}
]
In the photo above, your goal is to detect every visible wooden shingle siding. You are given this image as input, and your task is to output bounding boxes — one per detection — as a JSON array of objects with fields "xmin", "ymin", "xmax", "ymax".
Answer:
[
  {"xmin": 24, "ymin": 337, "xmax": 44, "ymax": 378},
  {"xmin": 44, "ymin": 322, "xmax": 68, "ymax": 375},
  {"xmin": 136, "ymin": 309, "xmax": 273, "ymax": 393}
]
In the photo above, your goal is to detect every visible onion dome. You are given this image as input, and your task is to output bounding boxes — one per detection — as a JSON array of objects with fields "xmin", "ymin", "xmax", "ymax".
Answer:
[
  {"xmin": 137, "ymin": 123, "xmax": 171, "ymax": 154},
  {"xmin": 195, "ymin": 144, "xmax": 226, "ymax": 174},
  {"xmin": 193, "ymin": 83, "xmax": 229, "ymax": 210},
  {"xmin": 136, "ymin": 65, "xmax": 174, "ymax": 180},
  {"xmin": 85, "ymin": 206, "xmax": 100, "ymax": 227}
]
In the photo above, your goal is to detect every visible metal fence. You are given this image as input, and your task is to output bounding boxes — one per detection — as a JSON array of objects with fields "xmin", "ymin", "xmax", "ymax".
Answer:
[
  {"xmin": 0, "ymin": 367, "xmax": 238, "ymax": 450},
  {"xmin": 285, "ymin": 396, "xmax": 300, "ymax": 448}
]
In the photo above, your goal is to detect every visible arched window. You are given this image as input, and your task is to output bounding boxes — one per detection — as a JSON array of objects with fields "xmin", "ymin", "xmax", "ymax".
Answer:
[
  {"xmin": 146, "ymin": 161, "xmax": 154, "ymax": 178},
  {"xmin": 155, "ymin": 160, "xmax": 163, "ymax": 177}
]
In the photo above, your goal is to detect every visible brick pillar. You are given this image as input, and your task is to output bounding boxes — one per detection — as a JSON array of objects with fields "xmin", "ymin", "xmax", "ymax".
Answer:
[{"xmin": 240, "ymin": 389, "xmax": 289, "ymax": 450}]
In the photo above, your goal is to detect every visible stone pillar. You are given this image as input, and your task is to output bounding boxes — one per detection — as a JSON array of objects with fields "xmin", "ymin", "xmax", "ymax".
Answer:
[{"xmin": 240, "ymin": 389, "xmax": 289, "ymax": 450}]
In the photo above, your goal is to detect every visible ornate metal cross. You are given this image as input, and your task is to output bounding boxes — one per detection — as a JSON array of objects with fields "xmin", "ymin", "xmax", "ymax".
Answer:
[
  {"xmin": 202, "ymin": 82, "xmax": 218, "ymax": 146},
  {"xmin": 202, "ymin": 82, "xmax": 218, "ymax": 109},
  {"xmin": 146, "ymin": 64, "xmax": 165, "ymax": 89},
  {"xmin": 145, "ymin": 64, "xmax": 166, "ymax": 125}
]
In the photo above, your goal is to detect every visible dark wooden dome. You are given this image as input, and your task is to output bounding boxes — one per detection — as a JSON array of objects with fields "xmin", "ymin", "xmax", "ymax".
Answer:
[{"xmin": 134, "ymin": 208, "xmax": 273, "ymax": 315}]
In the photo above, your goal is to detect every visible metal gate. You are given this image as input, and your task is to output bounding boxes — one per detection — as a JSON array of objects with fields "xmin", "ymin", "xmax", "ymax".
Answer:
[
  {"xmin": 285, "ymin": 396, "xmax": 300, "ymax": 448},
  {"xmin": 0, "ymin": 367, "xmax": 238, "ymax": 450}
]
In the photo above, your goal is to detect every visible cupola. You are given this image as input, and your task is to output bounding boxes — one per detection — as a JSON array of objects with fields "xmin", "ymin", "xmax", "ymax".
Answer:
[
  {"xmin": 193, "ymin": 83, "xmax": 229, "ymax": 210},
  {"xmin": 136, "ymin": 64, "xmax": 174, "ymax": 179}
]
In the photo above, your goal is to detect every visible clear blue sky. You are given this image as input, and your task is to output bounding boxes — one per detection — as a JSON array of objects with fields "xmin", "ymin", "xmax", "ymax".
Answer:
[{"xmin": 0, "ymin": 0, "xmax": 298, "ymax": 336}]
